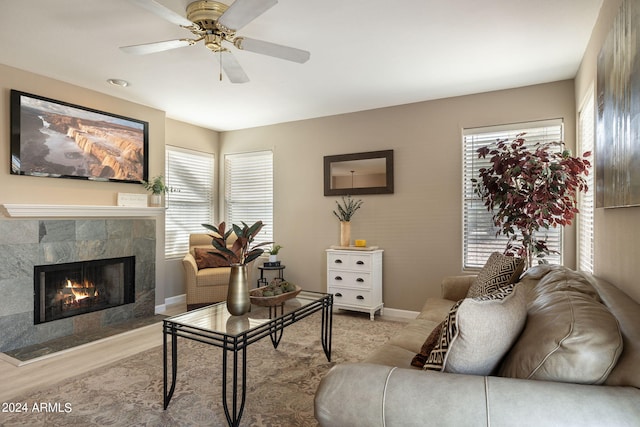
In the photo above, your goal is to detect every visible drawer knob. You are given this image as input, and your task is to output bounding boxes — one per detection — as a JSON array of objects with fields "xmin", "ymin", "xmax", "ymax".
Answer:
[
  {"xmin": 356, "ymin": 260, "xmax": 365, "ymax": 265},
  {"xmin": 335, "ymin": 276, "xmax": 343, "ymax": 281},
  {"xmin": 356, "ymin": 295, "xmax": 364, "ymax": 300},
  {"xmin": 334, "ymin": 259, "xmax": 343, "ymax": 264},
  {"xmin": 356, "ymin": 278, "xmax": 364, "ymax": 283},
  {"xmin": 335, "ymin": 293, "xmax": 343, "ymax": 297}
]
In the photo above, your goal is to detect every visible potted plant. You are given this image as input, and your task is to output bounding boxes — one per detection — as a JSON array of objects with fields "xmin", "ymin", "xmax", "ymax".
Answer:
[
  {"xmin": 472, "ymin": 133, "xmax": 591, "ymax": 268},
  {"xmin": 269, "ymin": 244, "xmax": 283, "ymax": 262},
  {"xmin": 201, "ymin": 221, "xmax": 273, "ymax": 315},
  {"xmin": 142, "ymin": 175, "xmax": 174, "ymax": 206},
  {"xmin": 332, "ymin": 195, "xmax": 363, "ymax": 247},
  {"xmin": 202, "ymin": 221, "xmax": 272, "ymax": 266}
]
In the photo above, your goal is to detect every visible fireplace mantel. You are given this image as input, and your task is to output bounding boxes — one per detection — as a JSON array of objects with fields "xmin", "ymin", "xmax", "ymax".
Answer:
[{"xmin": 1, "ymin": 204, "xmax": 166, "ymax": 218}]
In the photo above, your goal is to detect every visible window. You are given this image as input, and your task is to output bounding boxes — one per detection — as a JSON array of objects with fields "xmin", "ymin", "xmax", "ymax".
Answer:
[
  {"xmin": 462, "ymin": 120, "xmax": 564, "ymax": 269},
  {"xmin": 225, "ymin": 151, "xmax": 273, "ymax": 243},
  {"xmin": 577, "ymin": 91, "xmax": 595, "ymax": 273},
  {"xmin": 165, "ymin": 146, "xmax": 215, "ymax": 258}
]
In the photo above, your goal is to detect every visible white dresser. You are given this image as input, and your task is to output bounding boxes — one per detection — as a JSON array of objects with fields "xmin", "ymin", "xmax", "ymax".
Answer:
[{"xmin": 326, "ymin": 248, "xmax": 383, "ymax": 320}]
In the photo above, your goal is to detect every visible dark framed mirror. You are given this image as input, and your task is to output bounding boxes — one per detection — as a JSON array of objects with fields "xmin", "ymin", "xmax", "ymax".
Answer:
[{"xmin": 324, "ymin": 150, "xmax": 394, "ymax": 196}]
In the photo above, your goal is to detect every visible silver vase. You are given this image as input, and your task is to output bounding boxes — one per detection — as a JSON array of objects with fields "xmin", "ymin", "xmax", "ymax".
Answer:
[{"xmin": 226, "ymin": 263, "xmax": 250, "ymax": 316}]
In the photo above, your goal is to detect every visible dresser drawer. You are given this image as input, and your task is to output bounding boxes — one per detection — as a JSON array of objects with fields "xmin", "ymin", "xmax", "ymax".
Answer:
[
  {"xmin": 327, "ymin": 252, "xmax": 373, "ymax": 271},
  {"xmin": 327, "ymin": 270, "xmax": 371, "ymax": 288},
  {"xmin": 329, "ymin": 287, "xmax": 372, "ymax": 308}
]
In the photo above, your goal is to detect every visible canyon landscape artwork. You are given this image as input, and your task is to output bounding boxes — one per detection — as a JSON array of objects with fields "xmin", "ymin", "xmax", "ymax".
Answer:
[{"xmin": 11, "ymin": 91, "xmax": 148, "ymax": 183}]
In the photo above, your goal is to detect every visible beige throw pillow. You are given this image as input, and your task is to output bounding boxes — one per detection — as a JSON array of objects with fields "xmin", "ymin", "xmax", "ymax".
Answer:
[
  {"xmin": 424, "ymin": 283, "xmax": 526, "ymax": 375},
  {"xmin": 466, "ymin": 252, "xmax": 525, "ymax": 298}
]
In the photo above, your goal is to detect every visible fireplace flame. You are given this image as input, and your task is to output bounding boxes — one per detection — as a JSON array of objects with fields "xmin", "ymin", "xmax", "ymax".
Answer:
[{"xmin": 65, "ymin": 279, "xmax": 98, "ymax": 301}]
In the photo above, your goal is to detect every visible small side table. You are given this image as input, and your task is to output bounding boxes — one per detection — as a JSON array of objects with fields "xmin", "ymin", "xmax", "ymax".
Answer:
[{"xmin": 257, "ymin": 265, "xmax": 286, "ymax": 287}]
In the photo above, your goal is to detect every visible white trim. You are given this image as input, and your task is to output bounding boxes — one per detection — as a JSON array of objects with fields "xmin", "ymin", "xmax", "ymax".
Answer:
[
  {"xmin": 382, "ymin": 307, "xmax": 419, "ymax": 320},
  {"xmin": 0, "ymin": 323, "xmax": 159, "ymax": 367},
  {"xmin": 155, "ymin": 294, "xmax": 186, "ymax": 314},
  {"xmin": 463, "ymin": 118, "xmax": 563, "ymax": 135},
  {"xmin": 2, "ymin": 204, "xmax": 165, "ymax": 218},
  {"xmin": 165, "ymin": 294, "xmax": 186, "ymax": 306}
]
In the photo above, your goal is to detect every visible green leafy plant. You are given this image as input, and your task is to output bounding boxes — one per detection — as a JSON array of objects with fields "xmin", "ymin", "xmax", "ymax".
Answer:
[
  {"xmin": 472, "ymin": 134, "xmax": 591, "ymax": 267},
  {"xmin": 202, "ymin": 221, "xmax": 273, "ymax": 265},
  {"xmin": 332, "ymin": 195, "xmax": 363, "ymax": 222},
  {"xmin": 270, "ymin": 244, "xmax": 283, "ymax": 255},
  {"xmin": 142, "ymin": 175, "xmax": 176, "ymax": 195}
]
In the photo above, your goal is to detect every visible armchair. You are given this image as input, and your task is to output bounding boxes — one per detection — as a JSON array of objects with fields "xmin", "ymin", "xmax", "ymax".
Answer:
[{"xmin": 182, "ymin": 233, "xmax": 255, "ymax": 310}]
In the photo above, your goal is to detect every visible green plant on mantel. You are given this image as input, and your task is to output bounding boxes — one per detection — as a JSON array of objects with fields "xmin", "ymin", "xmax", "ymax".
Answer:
[
  {"xmin": 332, "ymin": 195, "xmax": 363, "ymax": 222},
  {"xmin": 142, "ymin": 175, "xmax": 175, "ymax": 195},
  {"xmin": 472, "ymin": 133, "xmax": 591, "ymax": 268}
]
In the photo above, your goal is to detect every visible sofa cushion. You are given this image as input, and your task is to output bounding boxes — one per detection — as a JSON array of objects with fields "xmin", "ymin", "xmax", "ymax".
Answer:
[
  {"xmin": 499, "ymin": 267, "xmax": 623, "ymax": 384},
  {"xmin": 194, "ymin": 248, "xmax": 230, "ymax": 269},
  {"xmin": 466, "ymin": 252, "xmax": 524, "ymax": 298},
  {"xmin": 415, "ymin": 298, "xmax": 456, "ymax": 323},
  {"xmin": 424, "ymin": 283, "xmax": 526, "ymax": 375}
]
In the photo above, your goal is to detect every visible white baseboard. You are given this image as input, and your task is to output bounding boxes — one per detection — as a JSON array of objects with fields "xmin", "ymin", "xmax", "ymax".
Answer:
[
  {"xmin": 155, "ymin": 294, "xmax": 186, "ymax": 314},
  {"xmin": 382, "ymin": 307, "xmax": 419, "ymax": 320},
  {"xmin": 165, "ymin": 294, "xmax": 186, "ymax": 306}
]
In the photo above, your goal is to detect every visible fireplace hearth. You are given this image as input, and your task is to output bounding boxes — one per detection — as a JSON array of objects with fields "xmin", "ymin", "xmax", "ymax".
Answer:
[{"xmin": 34, "ymin": 256, "xmax": 135, "ymax": 324}]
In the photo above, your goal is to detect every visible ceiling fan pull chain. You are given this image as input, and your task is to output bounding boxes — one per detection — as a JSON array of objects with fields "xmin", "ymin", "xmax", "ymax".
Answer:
[{"xmin": 219, "ymin": 52, "xmax": 223, "ymax": 82}]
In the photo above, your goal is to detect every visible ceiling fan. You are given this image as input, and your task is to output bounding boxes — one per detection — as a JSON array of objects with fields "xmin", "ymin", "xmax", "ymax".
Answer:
[{"xmin": 121, "ymin": 0, "xmax": 310, "ymax": 83}]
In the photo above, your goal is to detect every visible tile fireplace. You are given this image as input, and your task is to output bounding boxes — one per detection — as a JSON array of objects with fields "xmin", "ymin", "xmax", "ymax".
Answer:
[
  {"xmin": 0, "ymin": 217, "xmax": 156, "ymax": 353},
  {"xmin": 34, "ymin": 256, "xmax": 135, "ymax": 324}
]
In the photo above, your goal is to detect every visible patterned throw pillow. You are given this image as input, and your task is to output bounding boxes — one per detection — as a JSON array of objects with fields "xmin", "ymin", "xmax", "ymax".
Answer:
[
  {"xmin": 423, "ymin": 283, "xmax": 526, "ymax": 375},
  {"xmin": 194, "ymin": 248, "xmax": 230, "ymax": 269},
  {"xmin": 466, "ymin": 252, "xmax": 525, "ymax": 298},
  {"xmin": 411, "ymin": 320, "xmax": 444, "ymax": 368}
]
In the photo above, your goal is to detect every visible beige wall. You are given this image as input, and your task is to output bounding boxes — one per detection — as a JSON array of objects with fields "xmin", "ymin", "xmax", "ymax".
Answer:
[
  {"xmin": 221, "ymin": 80, "xmax": 577, "ymax": 311},
  {"xmin": 575, "ymin": 0, "xmax": 640, "ymax": 304},
  {"xmin": 9, "ymin": 2, "xmax": 635, "ymax": 312},
  {"xmin": 0, "ymin": 63, "xmax": 170, "ymax": 304},
  {"xmin": 163, "ymin": 118, "xmax": 219, "ymax": 301}
]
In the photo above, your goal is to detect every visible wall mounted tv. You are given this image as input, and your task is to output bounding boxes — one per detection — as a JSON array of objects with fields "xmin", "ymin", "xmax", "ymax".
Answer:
[{"xmin": 10, "ymin": 90, "xmax": 149, "ymax": 184}]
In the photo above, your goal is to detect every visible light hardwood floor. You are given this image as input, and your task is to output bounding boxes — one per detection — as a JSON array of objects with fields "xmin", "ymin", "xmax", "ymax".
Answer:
[{"xmin": 0, "ymin": 303, "xmax": 185, "ymax": 402}]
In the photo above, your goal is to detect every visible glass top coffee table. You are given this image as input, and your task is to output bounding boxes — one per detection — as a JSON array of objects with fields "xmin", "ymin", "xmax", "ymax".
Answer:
[{"xmin": 163, "ymin": 290, "xmax": 333, "ymax": 427}]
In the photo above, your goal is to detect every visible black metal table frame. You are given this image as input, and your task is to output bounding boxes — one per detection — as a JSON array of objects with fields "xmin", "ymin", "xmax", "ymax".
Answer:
[
  {"xmin": 257, "ymin": 264, "xmax": 286, "ymax": 287},
  {"xmin": 163, "ymin": 292, "xmax": 333, "ymax": 427}
]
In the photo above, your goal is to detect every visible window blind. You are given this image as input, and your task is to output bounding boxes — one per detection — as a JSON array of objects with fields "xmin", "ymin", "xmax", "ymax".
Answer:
[
  {"xmin": 165, "ymin": 146, "xmax": 214, "ymax": 258},
  {"xmin": 225, "ymin": 151, "xmax": 273, "ymax": 244},
  {"xmin": 462, "ymin": 120, "xmax": 564, "ymax": 269},
  {"xmin": 578, "ymin": 92, "xmax": 595, "ymax": 273}
]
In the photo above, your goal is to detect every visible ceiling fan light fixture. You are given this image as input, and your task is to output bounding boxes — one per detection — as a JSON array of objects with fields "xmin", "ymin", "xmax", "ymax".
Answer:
[
  {"xmin": 186, "ymin": 0, "xmax": 228, "ymax": 30},
  {"xmin": 217, "ymin": 0, "xmax": 278, "ymax": 31},
  {"xmin": 124, "ymin": 0, "xmax": 311, "ymax": 82},
  {"xmin": 234, "ymin": 37, "xmax": 310, "ymax": 63},
  {"xmin": 107, "ymin": 78, "xmax": 130, "ymax": 87}
]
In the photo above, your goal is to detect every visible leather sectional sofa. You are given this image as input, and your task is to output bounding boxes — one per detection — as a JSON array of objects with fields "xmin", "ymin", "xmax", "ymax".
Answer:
[{"xmin": 315, "ymin": 264, "xmax": 640, "ymax": 426}]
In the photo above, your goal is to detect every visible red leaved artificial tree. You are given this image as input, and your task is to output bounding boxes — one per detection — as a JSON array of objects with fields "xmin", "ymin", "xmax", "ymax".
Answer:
[{"xmin": 472, "ymin": 133, "xmax": 591, "ymax": 268}]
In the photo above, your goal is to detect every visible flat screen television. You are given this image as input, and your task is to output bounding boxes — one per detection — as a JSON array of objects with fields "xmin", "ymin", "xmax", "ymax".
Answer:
[{"xmin": 10, "ymin": 89, "xmax": 149, "ymax": 184}]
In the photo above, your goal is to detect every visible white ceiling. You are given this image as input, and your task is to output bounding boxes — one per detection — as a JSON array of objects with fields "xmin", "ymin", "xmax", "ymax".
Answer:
[{"xmin": 0, "ymin": 0, "xmax": 603, "ymax": 131}]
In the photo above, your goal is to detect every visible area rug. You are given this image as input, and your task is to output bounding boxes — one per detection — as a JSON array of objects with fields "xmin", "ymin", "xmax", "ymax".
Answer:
[{"xmin": 1, "ymin": 312, "xmax": 406, "ymax": 427}]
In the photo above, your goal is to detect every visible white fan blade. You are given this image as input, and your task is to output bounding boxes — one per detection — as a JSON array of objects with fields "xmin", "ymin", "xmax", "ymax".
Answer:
[
  {"xmin": 128, "ymin": 0, "xmax": 194, "ymax": 28},
  {"xmin": 120, "ymin": 39, "xmax": 195, "ymax": 55},
  {"xmin": 216, "ymin": 51, "xmax": 250, "ymax": 84},
  {"xmin": 234, "ymin": 37, "xmax": 310, "ymax": 63},
  {"xmin": 218, "ymin": 0, "xmax": 278, "ymax": 31}
]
